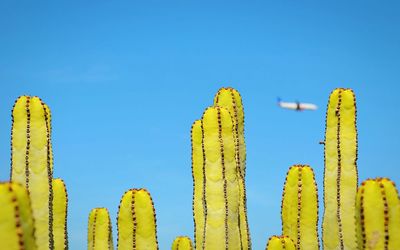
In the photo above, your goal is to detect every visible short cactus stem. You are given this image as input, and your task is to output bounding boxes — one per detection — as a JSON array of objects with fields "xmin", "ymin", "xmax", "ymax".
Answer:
[
  {"xmin": 265, "ymin": 235, "xmax": 295, "ymax": 250},
  {"xmin": 52, "ymin": 178, "xmax": 68, "ymax": 250},
  {"xmin": 191, "ymin": 120, "xmax": 205, "ymax": 249},
  {"xmin": 171, "ymin": 236, "xmax": 193, "ymax": 250},
  {"xmin": 356, "ymin": 178, "xmax": 400, "ymax": 250},
  {"xmin": 214, "ymin": 87, "xmax": 250, "ymax": 249},
  {"xmin": 0, "ymin": 182, "xmax": 37, "ymax": 250},
  {"xmin": 10, "ymin": 96, "xmax": 54, "ymax": 250},
  {"xmin": 322, "ymin": 88, "xmax": 358, "ymax": 250},
  {"xmin": 88, "ymin": 208, "xmax": 114, "ymax": 250},
  {"xmin": 281, "ymin": 165, "xmax": 319, "ymax": 250},
  {"xmin": 117, "ymin": 188, "xmax": 158, "ymax": 250},
  {"xmin": 200, "ymin": 106, "xmax": 240, "ymax": 249}
]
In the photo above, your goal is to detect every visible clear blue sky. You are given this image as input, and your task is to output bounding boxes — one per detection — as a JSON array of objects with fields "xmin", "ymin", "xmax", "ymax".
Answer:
[{"xmin": 1, "ymin": 1, "xmax": 399, "ymax": 249}]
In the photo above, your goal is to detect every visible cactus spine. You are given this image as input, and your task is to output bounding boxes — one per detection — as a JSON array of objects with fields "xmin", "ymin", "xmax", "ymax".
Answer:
[
  {"xmin": 281, "ymin": 165, "xmax": 319, "ymax": 250},
  {"xmin": 52, "ymin": 178, "xmax": 68, "ymax": 250},
  {"xmin": 10, "ymin": 96, "xmax": 54, "ymax": 250},
  {"xmin": 0, "ymin": 182, "xmax": 37, "ymax": 250},
  {"xmin": 322, "ymin": 88, "xmax": 358, "ymax": 250},
  {"xmin": 172, "ymin": 236, "xmax": 193, "ymax": 250},
  {"xmin": 214, "ymin": 87, "xmax": 250, "ymax": 249},
  {"xmin": 191, "ymin": 120, "xmax": 205, "ymax": 249},
  {"xmin": 88, "ymin": 208, "xmax": 114, "ymax": 250},
  {"xmin": 356, "ymin": 178, "xmax": 400, "ymax": 250},
  {"xmin": 117, "ymin": 188, "xmax": 158, "ymax": 250},
  {"xmin": 265, "ymin": 236, "xmax": 296, "ymax": 250}
]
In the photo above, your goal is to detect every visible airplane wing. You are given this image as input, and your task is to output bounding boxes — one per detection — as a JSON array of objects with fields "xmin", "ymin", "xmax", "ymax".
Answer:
[
  {"xmin": 278, "ymin": 101, "xmax": 299, "ymax": 110},
  {"xmin": 299, "ymin": 103, "xmax": 318, "ymax": 110}
]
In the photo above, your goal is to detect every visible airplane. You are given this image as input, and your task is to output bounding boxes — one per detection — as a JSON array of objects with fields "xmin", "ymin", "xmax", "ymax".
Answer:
[{"xmin": 277, "ymin": 98, "xmax": 318, "ymax": 111}]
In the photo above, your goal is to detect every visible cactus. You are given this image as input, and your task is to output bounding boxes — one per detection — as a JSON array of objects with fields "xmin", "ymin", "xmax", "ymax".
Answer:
[
  {"xmin": 10, "ymin": 96, "xmax": 54, "ymax": 250},
  {"xmin": 191, "ymin": 120, "xmax": 205, "ymax": 249},
  {"xmin": 196, "ymin": 106, "xmax": 241, "ymax": 249},
  {"xmin": 265, "ymin": 236, "xmax": 296, "ymax": 250},
  {"xmin": 171, "ymin": 236, "xmax": 193, "ymax": 250},
  {"xmin": 52, "ymin": 178, "xmax": 68, "ymax": 250},
  {"xmin": 0, "ymin": 182, "xmax": 37, "ymax": 250},
  {"xmin": 322, "ymin": 88, "xmax": 358, "ymax": 250},
  {"xmin": 88, "ymin": 208, "xmax": 114, "ymax": 250},
  {"xmin": 117, "ymin": 188, "xmax": 158, "ymax": 250},
  {"xmin": 356, "ymin": 178, "xmax": 400, "ymax": 250},
  {"xmin": 281, "ymin": 165, "xmax": 319, "ymax": 250},
  {"xmin": 214, "ymin": 87, "xmax": 250, "ymax": 249}
]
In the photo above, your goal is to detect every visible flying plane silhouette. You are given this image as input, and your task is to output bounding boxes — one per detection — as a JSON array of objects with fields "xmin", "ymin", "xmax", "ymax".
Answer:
[{"xmin": 277, "ymin": 98, "xmax": 318, "ymax": 111}]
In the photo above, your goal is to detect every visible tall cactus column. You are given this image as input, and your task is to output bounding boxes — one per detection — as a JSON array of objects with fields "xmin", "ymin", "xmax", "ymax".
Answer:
[
  {"xmin": 214, "ymin": 87, "xmax": 250, "ymax": 249},
  {"xmin": 322, "ymin": 88, "xmax": 358, "ymax": 250},
  {"xmin": 191, "ymin": 120, "xmax": 205, "ymax": 249},
  {"xmin": 281, "ymin": 165, "xmax": 319, "ymax": 250},
  {"xmin": 117, "ymin": 188, "xmax": 158, "ymax": 250},
  {"xmin": 356, "ymin": 178, "xmax": 400, "ymax": 249},
  {"xmin": 199, "ymin": 106, "xmax": 240, "ymax": 249},
  {"xmin": 10, "ymin": 96, "xmax": 54, "ymax": 250}
]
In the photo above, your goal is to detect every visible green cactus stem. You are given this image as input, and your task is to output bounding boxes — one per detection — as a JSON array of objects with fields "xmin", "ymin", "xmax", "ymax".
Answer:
[
  {"xmin": 52, "ymin": 178, "xmax": 68, "ymax": 250},
  {"xmin": 10, "ymin": 96, "xmax": 54, "ymax": 250},
  {"xmin": 322, "ymin": 88, "xmax": 358, "ymax": 250},
  {"xmin": 88, "ymin": 208, "xmax": 114, "ymax": 250},
  {"xmin": 281, "ymin": 165, "xmax": 319, "ymax": 250},
  {"xmin": 199, "ymin": 106, "xmax": 240, "ymax": 249},
  {"xmin": 191, "ymin": 120, "xmax": 205, "ymax": 249},
  {"xmin": 356, "ymin": 178, "xmax": 400, "ymax": 250},
  {"xmin": 117, "ymin": 188, "xmax": 158, "ymax": 250},
  {"xmin": 214, "ymin": 87, "xmax": 250, "ymax": 249},
  {"xmin": 265, "ymin": 236, "xmax": 295, "ymax": 250},
  {"xmin": 171, "ymin": 236, "xmax": 193, "ymax": 250},
  {"xmin": 0, "ymin": 182, "xmax": 37, "ymax": 250}
]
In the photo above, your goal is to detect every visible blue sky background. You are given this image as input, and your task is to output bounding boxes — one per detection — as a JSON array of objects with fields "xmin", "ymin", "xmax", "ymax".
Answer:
[{"xmin": 1, "ymin": 1, "xmax": 399, "ymax": 249}]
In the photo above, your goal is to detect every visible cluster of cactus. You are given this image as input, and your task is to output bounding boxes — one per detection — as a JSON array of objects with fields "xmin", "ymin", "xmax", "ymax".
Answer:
[
  {"xmin": 266, "ymin": 88, "xmax": 400, "ymax": 250},
  {"xmin": 0, "ymin": 87, "xmax": 399, "ymax": 250},
  {"xmin": 191, "ymin": 87, "xmax": 250, "ymax": 249}
]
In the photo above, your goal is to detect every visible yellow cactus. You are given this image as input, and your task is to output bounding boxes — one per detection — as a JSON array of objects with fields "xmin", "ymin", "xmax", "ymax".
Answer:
[
  {"xmin": 117, "ymin": 188, "xmax": 158, "ymax": 250},
  {"xmin": 52, "ymin": 178, "xmax": 68, "ymax": 250},
  {"xmin": 356, "ymin": 178, "xmax": 400, "ymax": 250},
  {"xmin": 265, "ymin": 236, "xmax": 296, "ymax": 250},
  {"xmin": 322, "ymin": 88, "xmax": 358, "ymax": 250},
  {"xmin": 0, "ymin": 182, "xmax": 37, "ymax": 250},
  {"xmin": 10, "ymin": 96, "xmax": 54, "ymax": 250},
  {"xmin": 200, "ymin": 106, "xmax": 240, "ymax": 249},
  {"xmin": 88, "ymin": 208, "xmax": 114, "ymax": 250},
  {"xmin": 214, "ymin": 87, "xmax": 250, "ymax": 249},
  {"xmin": 281, "ymin": 165, "xmax": 319, "ymax": 250},
  {"xmin": 171, "ymin": 236, "xmax": 193, "ymax": 250},
  {"xmin": 191, "ymin": 120, "xmax": 205, "ymax": 249}
]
